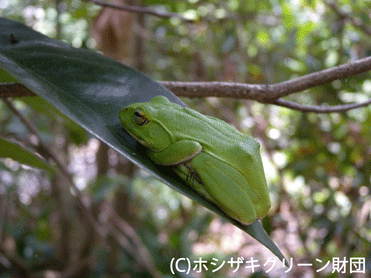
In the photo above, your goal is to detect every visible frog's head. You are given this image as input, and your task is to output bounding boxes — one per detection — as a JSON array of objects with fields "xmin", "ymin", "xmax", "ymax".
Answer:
[{"xmin": 119, "ymin": 96, "xmax": 173, "ymax": 152}]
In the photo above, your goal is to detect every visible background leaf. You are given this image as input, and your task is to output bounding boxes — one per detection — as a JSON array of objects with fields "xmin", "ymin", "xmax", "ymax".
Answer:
[
  {"xmin": 0, "ymin": 137, "xmax": 54, "ymax": 172},
  {"xmin": 0, "ymin": 17, "xmax": 285, "ymax": 261}
]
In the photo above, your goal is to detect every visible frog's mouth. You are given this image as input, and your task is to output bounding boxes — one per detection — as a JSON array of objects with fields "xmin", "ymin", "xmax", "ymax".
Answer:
[{"xmin": 124, "ymin": 128, "xmax": 147, "ymax": 147}]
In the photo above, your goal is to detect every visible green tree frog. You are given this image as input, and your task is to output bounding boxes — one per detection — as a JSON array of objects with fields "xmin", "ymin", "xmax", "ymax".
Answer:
[{"xmin": 119, "ymin": 96, "xmax": 271, "ymax": 224}]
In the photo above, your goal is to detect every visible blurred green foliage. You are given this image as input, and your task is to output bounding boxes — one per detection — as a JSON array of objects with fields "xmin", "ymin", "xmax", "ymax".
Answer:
[{"xmin": 1, "ymin": 0, "xmax": 371, "ymax": 277}]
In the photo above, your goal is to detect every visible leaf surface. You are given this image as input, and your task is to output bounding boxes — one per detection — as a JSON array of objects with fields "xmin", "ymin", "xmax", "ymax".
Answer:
[{"xmin": 0, "ymin": 17, "xmax": 285, "ymax": 262}]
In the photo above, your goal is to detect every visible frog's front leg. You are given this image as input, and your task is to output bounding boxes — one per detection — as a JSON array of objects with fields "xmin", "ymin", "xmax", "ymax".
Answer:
[
  {"xmin": 147, "ymin": 139, "xmax": 202, "ymax": 166},
  {"xmin": 190, "ymin": 152, "xmax": 258, "ymax": 225}
]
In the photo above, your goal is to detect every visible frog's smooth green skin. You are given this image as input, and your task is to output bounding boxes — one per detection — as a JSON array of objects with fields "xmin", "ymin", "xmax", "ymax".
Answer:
[{"xmin": 119, "ymin": 96, "xmax": 271, "ymax": 225}]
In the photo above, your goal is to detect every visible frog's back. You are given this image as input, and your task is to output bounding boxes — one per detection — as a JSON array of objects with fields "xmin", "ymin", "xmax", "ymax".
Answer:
[
  {"xmin": 152, "ymin": 99, "xmax": 261, "ymax": 164},
  {"xmin": 177, "ymin": 105, "xmax": 246, "ymax": 142},
  {"xmin": 177, "ymin": 106, "xmax": 270, "ymax": 215}
]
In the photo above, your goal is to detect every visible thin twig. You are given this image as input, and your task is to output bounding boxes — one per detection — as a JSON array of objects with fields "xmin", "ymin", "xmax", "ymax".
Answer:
[
  {"xmin": 84, "ymin": 0, "xmax": 195, "ymax": 23},
  {"xmin": 0, "ymin": 83, "xmax": 36, "ymax": 98},
  {"xmin": 270, "ymin": 56, "xmax": 371, "ymax": 99},
  {"xmin": 0, "ymin": 193, "xmax": 6, "ymax": 243},
  {"xmin": 0, "ymin": 245, "xmax": 31, "ymax": 277},
  {"xmin": 274, "ymin": 98, "xmax": 371, "ymax": 113},
  {"xmin": 109, "ymin": 209, "xmax": 161, "ymax": 278},
  {"xmin": 61, "ymin": 257, "xmax": 92, "ymax": 278},
  {"xmin": 50, "ymin": 175, "xmax": 71, "ymax": 267},
  {"xmin": 325, "ymin": 0, "xmax": 371, "ymax": 37},
  {"xmin": 2, "ymin": 99, "xmax": 106, "ymax": 245}
]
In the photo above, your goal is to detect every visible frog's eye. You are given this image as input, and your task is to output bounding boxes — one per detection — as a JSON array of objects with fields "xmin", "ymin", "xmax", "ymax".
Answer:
[{"xmin": 133, "ymin": 108, "xmax": 149, "ymax": 126}]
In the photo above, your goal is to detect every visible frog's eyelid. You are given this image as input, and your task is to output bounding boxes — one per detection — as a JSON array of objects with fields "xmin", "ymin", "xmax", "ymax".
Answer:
[
  {"xmin": 134, "ymin": 111, "xmax": 143, "ymax": 117},
  {"xmin": 133, "ymin": 109, "xmax": 149, "ymax": 126}
]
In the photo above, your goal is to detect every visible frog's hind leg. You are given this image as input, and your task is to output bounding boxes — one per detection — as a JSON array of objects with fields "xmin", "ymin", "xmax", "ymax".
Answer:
[
  {"xmin": 173, "ymin": 163, "xmax": 211, "ymax": 200},
  {"xmin": 190, "ymin": 153, "xmax": 257, "ymax": 225}
]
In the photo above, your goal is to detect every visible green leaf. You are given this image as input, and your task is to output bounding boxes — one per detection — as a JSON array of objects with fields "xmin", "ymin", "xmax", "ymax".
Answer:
[
  {"xmin": 0, "ymin": 137, "xmax": 54, "ymax": 172},
  {"xmin": 0, "ymin": 17, "xmax": 285, "ymax": 262},
  {"xmin": 0, "ymin": 67, "xmax": 18, "ymax": 82}
]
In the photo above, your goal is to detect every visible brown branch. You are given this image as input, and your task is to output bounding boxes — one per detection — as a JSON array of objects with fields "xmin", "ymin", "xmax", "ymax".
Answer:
[
  {"xmin": 2, "ymin": 55, "xmax": 371, "ymax": 100},
  {"xmin": 1, "ymin": 81, "xmax": 370, "ymax": 114},
  {"xmin": 2, "ymin": 99, "xmax": 106, "ymax": 246},
  {"xmin": 160, "ymin": 57, "xmax": 371, "ymax": 101},
  {"xmin": 159, "ymin": 81, "xmax": 270, "ymax": 101},
  {"xmin": 1, "ymin": 56, "xmax": 371, "ymax": 113},
  {"xmin": 83, "ymin": 0, "xmax": 195, "ymax": 23},
  {"xmin": 325, "ymin": 0, "xmax": 371, "ymax": 36}
]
